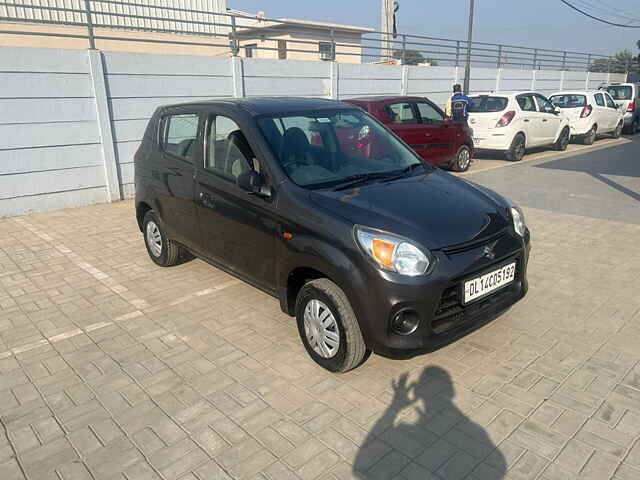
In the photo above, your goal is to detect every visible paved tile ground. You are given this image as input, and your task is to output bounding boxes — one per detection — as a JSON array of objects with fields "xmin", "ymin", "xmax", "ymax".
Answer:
[{"xmin": 1, "ymin": 151, "xmax": 640, "ymax": 479}]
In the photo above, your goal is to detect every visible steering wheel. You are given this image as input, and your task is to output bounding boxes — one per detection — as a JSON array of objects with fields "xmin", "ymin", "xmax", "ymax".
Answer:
[{"xmin": 282, "ymin": 160, "xmax": 307, "ymax": 171}]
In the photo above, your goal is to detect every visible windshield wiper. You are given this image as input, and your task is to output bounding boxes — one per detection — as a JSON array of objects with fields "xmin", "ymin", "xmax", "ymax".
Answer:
[
  {"xmin": 381, "ymin": 162, "xmax": 425, "ymax": 182},
  {"xmin": 332, "ymin": 171, "xmax": 394, "ymax": 191}
]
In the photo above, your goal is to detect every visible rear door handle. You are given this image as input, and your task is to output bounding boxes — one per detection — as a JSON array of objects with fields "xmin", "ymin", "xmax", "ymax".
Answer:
[
  {"xmin": 199, "ymin": 191, "xmax": 216, "ymax": 209},
  {"xmin": 542, "ymin": 119, "xmax": 548, "ymax": 122},
  {"xmin": 523, "ymin": 119, "xmax": 530, "ymax": 122}
]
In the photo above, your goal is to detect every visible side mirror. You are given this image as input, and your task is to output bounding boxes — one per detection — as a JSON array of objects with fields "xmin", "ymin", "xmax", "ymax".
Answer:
[
  {"xmin": 553, "ymin": 106, "xmax": 561, "ymax": 115},
  {"xmin": 237, "ymin": 170, "xmax": 271, "ymax": 198}
]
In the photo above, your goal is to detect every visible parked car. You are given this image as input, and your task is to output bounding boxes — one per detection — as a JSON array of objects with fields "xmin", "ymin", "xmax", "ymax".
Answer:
[
  {"xmin": 549, "ymin": 90, "xmax": 624, "ymax": 145},
  {"xmin": 467, "ymin": 91, "xmax": 571, "ymax": 161},
  {"xmin": 343, "ymin": 96, "xmax": 474, "ymax": 172},
  {"xmin": 603, "ymin": 82, "xmax": 640, "ymax": 134},
  {"xmin": 135, "ymin": 97, "xmax": 530, "ymax": 372}
]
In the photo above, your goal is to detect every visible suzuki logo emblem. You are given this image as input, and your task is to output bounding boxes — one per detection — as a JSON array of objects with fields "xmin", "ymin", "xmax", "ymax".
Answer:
[{"xmin": 483, "ymin": 245, "xmax": 496, "ymax": 260}]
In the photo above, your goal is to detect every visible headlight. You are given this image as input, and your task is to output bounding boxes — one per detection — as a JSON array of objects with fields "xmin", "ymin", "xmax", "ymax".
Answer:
[
  {"xmin": 354, "ymin": 226, "xmax": 431, "ymax": 276},
  {"xmin": 510, "ymin": 206, "xmax": 526, "ymax": 237}
]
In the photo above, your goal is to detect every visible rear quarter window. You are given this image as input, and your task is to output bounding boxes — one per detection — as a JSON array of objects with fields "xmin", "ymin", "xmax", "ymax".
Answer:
[{"xmin": 468, "ymin": 96, "xmax": 508, "ymax": 113}]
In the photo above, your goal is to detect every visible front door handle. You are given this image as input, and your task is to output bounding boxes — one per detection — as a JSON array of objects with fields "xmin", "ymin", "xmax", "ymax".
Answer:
[
  {"xmin": 542, "ymin": 119, "xmax": 548, "ymax": 122},
  {"xmin": 199, "ymin": 191, "xmax": 216, "ymax": 209},
  {"xmin": 523, "ymin": 119, "xmax": 530, "ymax": 122}
]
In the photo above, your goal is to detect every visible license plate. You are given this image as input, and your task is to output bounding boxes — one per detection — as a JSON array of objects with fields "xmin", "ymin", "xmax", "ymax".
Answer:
[{"xmin": 463, "ymin": 262, "xmax": 516, "ymax": 305}]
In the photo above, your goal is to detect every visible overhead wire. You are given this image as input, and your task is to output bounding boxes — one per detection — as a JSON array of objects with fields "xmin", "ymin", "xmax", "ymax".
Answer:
[{"xmin": 559, "ymin": 0, "xmax": 640, "ymax": 28}]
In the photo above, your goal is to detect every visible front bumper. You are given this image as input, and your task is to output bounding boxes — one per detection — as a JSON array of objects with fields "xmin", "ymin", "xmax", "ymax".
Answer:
[{"xmin": 354, "ymin": 229, "xmax": 530, "ymax": 356}]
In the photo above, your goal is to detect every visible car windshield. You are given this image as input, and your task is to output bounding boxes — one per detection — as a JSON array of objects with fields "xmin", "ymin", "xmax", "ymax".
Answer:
[
  {"xmin": 257, "ymin": 109, "xmax": 429, "ymax": 189},
  {"xmin": 468, "ymin": 96, "xmax": 508, "ymax": 113},
  {"xmin": 549, "ymin": 94, "xmax": 587, "ymax": 108},
  {"xmin": 606, "ymin": 85, "xmax": 633, "ymax": 100}
]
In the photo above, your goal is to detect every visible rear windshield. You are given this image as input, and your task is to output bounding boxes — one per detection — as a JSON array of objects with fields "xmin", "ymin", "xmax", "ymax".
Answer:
[
  {"xmin": 549, "ymin": 94, "xmax": 587, "ymax": 108},
  {"xmin": 606, "ymin": 85, "xmax": 633, "ymax": 100},
  {"xmin": 468, "ymin": 96, "xmax": 508, "ymax": 113}
]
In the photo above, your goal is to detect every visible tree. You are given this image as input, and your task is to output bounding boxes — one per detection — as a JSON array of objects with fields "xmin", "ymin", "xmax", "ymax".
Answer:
[
  {"xmin": 392, "ymin": 49, "xmax": 437, "ymax": 66},
  {"xmin": 589, "ymin": 49, "xmax": 639, "ymax": 73}
]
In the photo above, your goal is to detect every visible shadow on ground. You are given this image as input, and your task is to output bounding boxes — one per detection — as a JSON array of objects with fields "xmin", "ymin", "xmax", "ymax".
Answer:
[{"xmin": 352, "ymin": 366, "xmax": 507, "ymax": 479}]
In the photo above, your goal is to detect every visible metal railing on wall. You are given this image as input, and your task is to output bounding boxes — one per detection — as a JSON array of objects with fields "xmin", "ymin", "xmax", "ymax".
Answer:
[{"xmin": 0, "ymin": 0, "xmax": 635, "ymax": 73}]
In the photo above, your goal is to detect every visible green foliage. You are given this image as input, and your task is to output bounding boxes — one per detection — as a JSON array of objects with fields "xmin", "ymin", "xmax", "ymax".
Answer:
[{"xmin": 392, "ymin": 49, "xmax": 438, "ymax": 66}]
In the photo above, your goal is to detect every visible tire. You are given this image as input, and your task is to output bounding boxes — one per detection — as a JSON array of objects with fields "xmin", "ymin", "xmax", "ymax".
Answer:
[
  {"xmin": 505, "ymin": 133, "xmax": 526, "ymax": 162},
  {"xmin": 554, "ymin": 127, "xmax": 570, "ymax": 151},
  {"xmin": 451, "ymin": 145, "xmax": 472, "ymax": 172},
  {"xmin": 295, "ymin": 278, "xmax": 367, "ymax": 373},
  {"xmin": 612, "ymin": 121, "xmax": 623, "ymax": 139},
  {"xmin": 632, "ymin": 119, "xmax": 639, "ymax": 135},
  {"xmin": 142, "ymin": 210, "xmax": 180, "ymax": 267},
  {"xmin": 582, "ymin": 126, "xmax": 596, "ymax": 145}
]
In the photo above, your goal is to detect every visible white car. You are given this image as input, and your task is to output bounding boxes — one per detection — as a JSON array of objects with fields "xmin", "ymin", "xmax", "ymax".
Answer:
[
  {"xmin": 604, "ymin": 82, "xmax": 640, "ymax": 134},
  {"xmin": 468, "ymin": 91, "xmax": 571, "ymax": 161},
  {"xmin": 549, "ymin": 90, "xmax": 624, "ymax": 145}
]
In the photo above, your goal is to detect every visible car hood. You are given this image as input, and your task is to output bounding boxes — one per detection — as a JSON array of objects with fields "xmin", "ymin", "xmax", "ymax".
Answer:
[{"xmin": 309, "ymin": 170, "xmax": 511, "ymax": 250}]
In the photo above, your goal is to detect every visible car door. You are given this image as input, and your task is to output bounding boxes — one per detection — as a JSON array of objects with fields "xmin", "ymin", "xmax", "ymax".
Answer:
[
  {"xmin": 534, "ymin": 94, "xmax": 562, "ymax": 144},
  {"xmin": 194, "ymin": 111, "xmax": 277, "ymax": 291},
  {"xmin": 384, "ymin": 102, "xmax": 433, "ymax": 162},
  {"xmin": 603, "ymin": 92, "xmax": 620, "ymax": 131},
  {"xmin": 154, "ymin": 109, "xmax": 201, "ymax": 248},
  {"xmin": 593, "ymin": 92, "xmax": 609, "ymax": 131},
  {"xmin": 414, "ymin": 100, "xmax": 454, "ymax": 165},
  {"xmin": 516, "ymin": 94, "xmax": 542, "ymax": 146}
]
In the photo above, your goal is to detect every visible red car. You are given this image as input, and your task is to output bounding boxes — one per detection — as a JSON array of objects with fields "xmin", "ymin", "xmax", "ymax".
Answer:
[{"xmin": 343, "ymin": 96, "xmax": 474, "ymax": 172}]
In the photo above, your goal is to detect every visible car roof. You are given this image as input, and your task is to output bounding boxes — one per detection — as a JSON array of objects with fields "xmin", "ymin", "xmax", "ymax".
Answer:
[
  {"xmin": 160, "ymin": 97, "xmax": 358, "ymax": 116},
  {"xmin": 549, "ymin": 91, "xmax": 601, "ymax": 96},
  {"xmin": 469, "ymin": 91, "xmax": 533, "ymax": 98},
  {"xmin": 344, "ymin": 96, "xmax": 428, "ymax": 103}
]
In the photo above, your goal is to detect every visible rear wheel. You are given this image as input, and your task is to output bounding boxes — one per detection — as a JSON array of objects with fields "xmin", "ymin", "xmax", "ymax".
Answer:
[
  {"xmin": 295, "ymin": 279, "xmax": 367, "ymax": 373},
  {"xmin": 554, "ymin": 127, "xmax": 570, "ymax": 151},
  {"xmin": 143, "ymin": 211, "xmax": 181, "ymax": 267},
  {"xmin": 582, "ymin": 125, "xmax": 596, "ymax": 145},
  {"xmin": 505, "ymin": 133, "xmax": 526, "ymax": 162},
  {"xmin": 632, "ymin": 119, "xmax": 639, "ymax": 135},
  {"xmin": 451, "ymin": 145, "xmax": 472, "ymax": 172},
  {"xmin": 612, "ymin": 121, "xmax": 623, "ymax": 139}
]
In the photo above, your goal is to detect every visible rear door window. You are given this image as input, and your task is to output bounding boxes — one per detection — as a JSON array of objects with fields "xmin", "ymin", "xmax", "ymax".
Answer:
[
  {"xmin": 594, "ymin": 93, "xmax": 605, "ymax": 107},
  {"xmin": 468, "ymin": 96, "xmax": 508, "ymax": 112},
  {"xmin": 517, "ymin": 95, "xmax": 537, "ymax": 112},
  {"xmin": 387, "ymin": 102, "xmax": 419, "ymax": 124},
  {"xmin": 161, "ymin": 113, "xmax": 200, "ymax": 161},
  {"xmin": 604, "ymin": 93, "xmax": 617, "ymax": 109}
]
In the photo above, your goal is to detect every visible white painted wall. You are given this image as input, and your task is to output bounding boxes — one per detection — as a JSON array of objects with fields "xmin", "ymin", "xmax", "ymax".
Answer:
[{"xmin": 0, "ymin": 46, "xmax": 627, "ymax": 217}]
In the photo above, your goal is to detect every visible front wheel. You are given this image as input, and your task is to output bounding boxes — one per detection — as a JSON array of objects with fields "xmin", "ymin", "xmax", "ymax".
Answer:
[
  {"xmin": 505, "ymin": 133, "xmax": 526, "ymax": 162},
  {"xmin": 612, "ymin": 121, "xmax": 623, "ymax": 139},
  {"xmin": 554, "ymin": 127, "xmax": 570, "ymax": 151},
  {"xmin": 295, "ymin": 279, "xmax": 367, "ymax": 373},
  {"xmin": 451, "ymin": 145, "xmax": 472, "ymax": 172}
]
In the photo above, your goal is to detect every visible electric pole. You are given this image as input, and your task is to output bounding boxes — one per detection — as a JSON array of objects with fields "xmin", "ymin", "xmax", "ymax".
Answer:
[
  {"xmin": 380, "ymin": 0, "xmax": 398, "ymax": 62},
  {"xmin": 463, "ymin": 0, "xmax": 475, "ymax": 94}
]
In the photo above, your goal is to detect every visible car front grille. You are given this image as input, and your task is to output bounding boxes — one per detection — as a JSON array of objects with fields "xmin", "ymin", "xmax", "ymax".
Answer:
[{"xmin": 432, "ymin": 256, "xmax": 521, "ymax": 335}]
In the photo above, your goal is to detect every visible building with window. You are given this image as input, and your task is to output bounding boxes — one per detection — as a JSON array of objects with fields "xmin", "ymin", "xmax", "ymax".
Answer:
[
  {"xmin": 233, "ymin": 16, "xmax": 373, "ymax": 63},
  {"xmin": 0, "ymin": 0, "xmax": 372, "ymax": 62}
]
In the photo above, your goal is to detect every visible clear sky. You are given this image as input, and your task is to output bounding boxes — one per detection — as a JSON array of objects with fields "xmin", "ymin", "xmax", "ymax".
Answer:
[{"xmin": 229, "ymin": 0, "xmax": 639, "ymax": 56}]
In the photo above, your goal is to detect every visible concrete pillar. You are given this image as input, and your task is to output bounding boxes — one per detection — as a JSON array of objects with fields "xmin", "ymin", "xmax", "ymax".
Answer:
[{"xmin": 87, "ymin": 49, "xmax": 121, "ymax": 203}]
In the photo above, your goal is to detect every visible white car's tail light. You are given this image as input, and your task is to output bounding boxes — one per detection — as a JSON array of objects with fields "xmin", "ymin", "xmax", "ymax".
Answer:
[
  {"xmin": 628, "ymin": 101, "xmax": 636, "ymax": 113},
  {"xmin": 580, "ymin": 105, "xmax": 593, "ymax": 118},
  {"xmin": 496, "ymin": 111, "xmax": 516, "ymax": 127}
]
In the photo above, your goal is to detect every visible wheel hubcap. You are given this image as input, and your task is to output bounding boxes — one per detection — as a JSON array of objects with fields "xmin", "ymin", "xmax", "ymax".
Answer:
[
  {"xmin": 146, "ymin": 221, "xmax": 162, "ymax": 257},
  {"xmin": 458, "ymin": 149, "xmax": 471, "ymax": 170},
  {"xmin": 303, "ymin": 299, "xmax": 340, "ymax": 358},
  {"xmin": 515, "ymin": 139, "xmax": 525, "ymax": 158}
]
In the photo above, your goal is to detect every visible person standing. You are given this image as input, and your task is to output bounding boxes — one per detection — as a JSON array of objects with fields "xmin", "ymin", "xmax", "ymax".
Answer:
[{"xmin": 445, "ymin": 84, "xmax": 472, "ymax": 123}]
